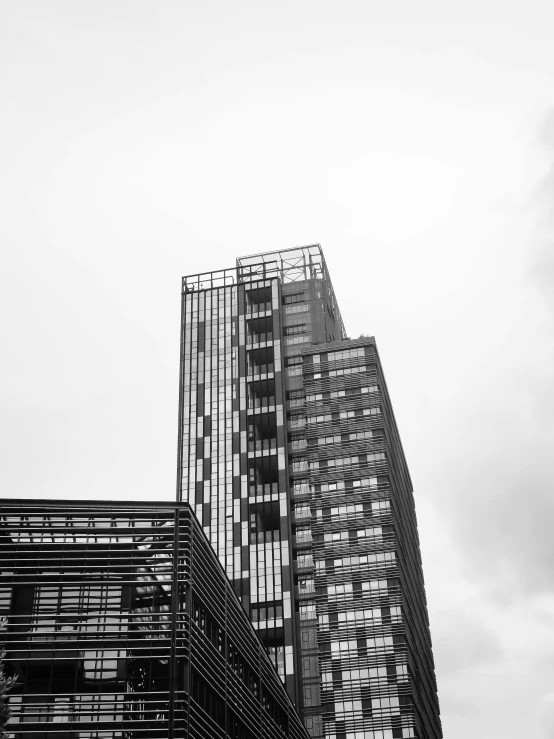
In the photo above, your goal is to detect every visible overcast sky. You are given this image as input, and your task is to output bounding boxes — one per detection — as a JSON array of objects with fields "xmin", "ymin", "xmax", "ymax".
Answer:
[{"xmin": 2, "ymin": 1, "xmax": 554, "ymax": 737}]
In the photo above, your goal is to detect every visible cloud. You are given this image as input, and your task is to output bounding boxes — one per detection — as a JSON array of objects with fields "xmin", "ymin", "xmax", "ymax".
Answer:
[
  {"xmin": 415, "ymin": 108, "xmax": 554, "ymax": 609},
  {"xmin": 539, "ymin": 109, "xmax": 554, "ymax": 153},
  {"xmin": 532, "ymin": 107, "xmax": 554, "ymax": 309},
  {"xmin": 433, "ymin": 609, "xmax": 504, "ymax": 678},
  {"xmin": 540, "ymin": 694, "xmax": 554, "ymax": 738}
]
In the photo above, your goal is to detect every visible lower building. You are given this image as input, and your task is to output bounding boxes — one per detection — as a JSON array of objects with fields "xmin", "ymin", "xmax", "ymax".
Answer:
[{"xmin": 0, "ymin": 498, "xmax": 310, "ymax": 739}]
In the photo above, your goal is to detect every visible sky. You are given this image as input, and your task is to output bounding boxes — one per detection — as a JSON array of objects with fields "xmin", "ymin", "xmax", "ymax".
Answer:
[{"xmin": 1, "ymin": 1, "xmax": 554, "ymax": 736}]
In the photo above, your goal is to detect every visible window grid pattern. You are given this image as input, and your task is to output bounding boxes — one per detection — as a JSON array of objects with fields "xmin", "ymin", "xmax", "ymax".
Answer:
[
  {"xmin": 181, "ymin": 257, "xmax": 441, "ymax": 739},
  {"xmin": 179, "ymin": 277, "xmax": 299, "ymax": 699},
  {"xmin": 292, "ymin": 339, "xmax": 441, "ymax": 739}
]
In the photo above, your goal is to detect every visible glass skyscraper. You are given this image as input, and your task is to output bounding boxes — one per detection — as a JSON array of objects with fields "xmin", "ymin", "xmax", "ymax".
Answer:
[{"xmin": 177, "ymin": 246, "xmax": 442, "ymax": 739}]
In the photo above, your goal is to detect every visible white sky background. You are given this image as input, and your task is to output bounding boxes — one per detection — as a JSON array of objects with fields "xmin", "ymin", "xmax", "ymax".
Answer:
[{"xmin": 1, "ymin": 1, "xmax": 554, "ymax": 736}]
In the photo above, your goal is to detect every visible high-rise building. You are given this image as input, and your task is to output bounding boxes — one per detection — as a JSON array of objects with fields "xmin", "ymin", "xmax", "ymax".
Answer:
[
  {"xmin": 0, "ymin": 498, "xmax": 311, "ymax": 739},
  {"xmin": 177, "ymin": 245, "xmax": 442, "ymax": 739}
]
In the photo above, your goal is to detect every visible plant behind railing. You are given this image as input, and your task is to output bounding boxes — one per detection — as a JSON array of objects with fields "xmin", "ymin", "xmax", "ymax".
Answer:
[{"xmin": 0, "ymin": 617, "xmax": 17, "ymax": 737}]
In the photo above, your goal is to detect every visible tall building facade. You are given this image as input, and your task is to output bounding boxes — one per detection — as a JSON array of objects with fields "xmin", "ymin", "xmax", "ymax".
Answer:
[
  {"xmin": 0, "ymin": 498, "xmax": 311, "ymax": 739},
  {"xmin": 177, "ymin": 246, "xmax": 442, "ymax": 739}
]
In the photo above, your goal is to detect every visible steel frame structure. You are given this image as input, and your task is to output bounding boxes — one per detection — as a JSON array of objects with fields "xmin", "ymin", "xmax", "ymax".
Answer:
[
  {"xmin": 181, "ymin": 245, "xmax": 345, "ymax": 340},
  {"xmin": 0, "ymin": 499, "xmax": 311, "ymax": 739}
]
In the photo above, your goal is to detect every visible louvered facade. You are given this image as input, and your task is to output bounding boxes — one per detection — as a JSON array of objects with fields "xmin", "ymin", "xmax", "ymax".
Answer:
[{"xmin": 0, "ymin": 499, "xmax": 311, "ymax": 739}]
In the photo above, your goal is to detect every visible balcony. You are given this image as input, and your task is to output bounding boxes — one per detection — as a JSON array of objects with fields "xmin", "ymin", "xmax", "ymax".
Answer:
[
  {"xmin": 248, "ymin": 362, "xmax": 275, "ymax": 380},
  {"xmin": 293, "ymin": 505, "xmax": 311, "ymax": 522},
  {"xmin": 248, "ymin": 456, "xmax": 279, "ymax": 500},
  {"xmin": 250, "ymin": 529, "xmax": 280, "ymax": 544},
  {"xmin": 291, "ymin": 482, "xmax": 313, "ymax": 501},
  {"xmin": 246, "ymin": 332, "xmax": 274, "ymax": 347},
  {"xmin": 249, "ymin": 482, "xmax": 279, "ymax": 498},
  {"xmin": 298, "ymin": 578, "xmax": 315, "ymax": 597},
  {"xmin": 295, "ymin": 528, "xmax": 313, "ymax": 548},
  {"xmin": 247, "ymin": 345, "xmax": 275, "ymax": 380},
  {"xmin": 247, "ymin": 378, "xmax": 276, "ymax": 412},
  {"xmin": 248, "ymin": 396, "xmax": 275, "ymax": 412},
  {"xmin": 245, "ymin": 286, "xmax": 273, "ymax": 317},
  {"xmin": 246, "ymin": 300, "xmax": 272, "ymax": 316},
  {"xmin": 248, "ymin": 413, "xmax": 278, "ymax": 458},
  {"xmin": 297, "ymin": 553, "xmax": 314, "ymax": 571},
  {"xmin": 250, "ymin": 501, "xmax": 280, "ymax": 546},
  {"xmin": 249, "ymin": 438, "xmax": 277, "ymax": 453},
  {"xmin": 246, "ymin": 315, "xmax": 274, "ymax": 347}
]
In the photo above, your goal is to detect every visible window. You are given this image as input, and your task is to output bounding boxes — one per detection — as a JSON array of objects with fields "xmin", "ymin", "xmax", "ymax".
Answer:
[
  {"xmin": 299, "ymin": 578, "xmax": 315, "ymax": 593},
  {"xmin": 283, "ymin": 292, "xmax": 305, "ymax": 305},
  {"xmin": 324, "ymin": 530, "xmax": 349, "ymax": 543},
  {"xmin": 284, "ymin": 324, "xmax": 307, "ymax": 336},
  {"xmin": 357, "ymin": 527, "xmax": 383, "ymax": 539},
  {"xmin": 312, "ymin": 453, "xmax": 385, "ymax": 470},
  {"xmin": 285, "ymin": 303, "xmax": 309, "ymax": 315},
  {"xmin": 371, "ymin": 500, "xmax": 391, "ymax": 513},
  {"xmin": 330, "ymin": 503, "xmax": 363, "ymax": 518},
  {"xmin": 286, "ymin": 335, "xmax": 309, "ymax": 346},
  {"xmin": 286, "ymin": 355, "xmax": 303, "ymax": 366},
  {"xmin": 300, "ymin": 601, "xmax": 316, "ymax": 620},
  {"xmin": 296, "ymin": 528, "xmax": 313, "ymax": 544},
  {"xmin": 291, "ymin": 459, "xmax": 308, "ymax": 473},
  {"xmin": 326, "ymin": 347, "xmax": 365, "ymax": 362},
  {"xmin": 295, "ymin": 504, "xmax": 311, "ymax": 519},
  {"xmin": 361, "ymin": 579, "xmax": 389, "ymax": 592},
  {"xmin": 327, "ymin": 583, "xmax": 352, "ymax": 598}
]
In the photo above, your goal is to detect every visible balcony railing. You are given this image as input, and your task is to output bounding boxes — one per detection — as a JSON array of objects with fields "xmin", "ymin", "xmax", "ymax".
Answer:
[
  {"xmin": 250, "ymin": 530, "xmax": 280, "ymax": 544},
  {"xmin": 249, "ymin": 483, "xmax": 279, "ymax": 496},
  {"xmin": 246, "ymin": 301, "xmax": 272, "ymax": 314},
  {"xmin": 296, "ymin": 530, "xmax": 313, "ymax": 544},
  {"xmin": 247, "ymin": 363, "xmax": 275, "ymax": 377},
  {"xmin": 298, "ymin": 580, "xmax": 315, "ymax": 595},
  {"xmin": 246, "ymin": 332, "xmax": 273, "ymax": 345},
  {"xmin": 248, "ymin": 396, "xmax": 275, "ymax": 410},
  {"xmin": 298, "ymin": 555, "xmax": 314, "ymax": 570},
  {"xmin": 248, "ymin": 438, "xmax": 277, "ymax": 453}
]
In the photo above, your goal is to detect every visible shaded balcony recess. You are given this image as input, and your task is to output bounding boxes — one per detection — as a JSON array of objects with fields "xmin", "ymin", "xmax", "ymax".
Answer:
[
  {"xmin": 248, "ymin": 361, "xmax": 275, "ymax": 377},
  {"xmin": 250, "ymin": 529, "xmax": 280, "ymax": 545},
  {"xmin": 248, "ymin": 455, "xmax": 279, "ymax": 491},
  {"xmin": 249, "ymin": 438, "xmax": 277, "ymax": 453},
  {"xmin": 247, "ymin": 345, "xmax": 275, "ymax": 378},
  {"xmin": 247, "ymin": 378, "xmax": 276, "ymax": 410},
  {"xmin": 248, "ymin": 397, "xmax": 276, "ymax": 411},
  {"xmin": 250, "ymin": 500, "xmax": 281, "ymax": 545},
  {"xmin": 248, "ymin": 413, "xmax": 277, "ymax": 453},
  {"xmin": 246, "ymin": 332, "xmax": 274, "ymax": 346},
  {"xmin": 246, "ymin": 315, "xmax": 274, "ymax": 345},
  {"xmin": 247, "ymin": 303, "xmax": 272, "ymax": 315},
  {"xmin": 250, "ymin": 482, "xmax": 279, "ymax": 497},
  {"xmin": 246, "ymin": 285, "xmax": 273, "ymax": 315}
]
